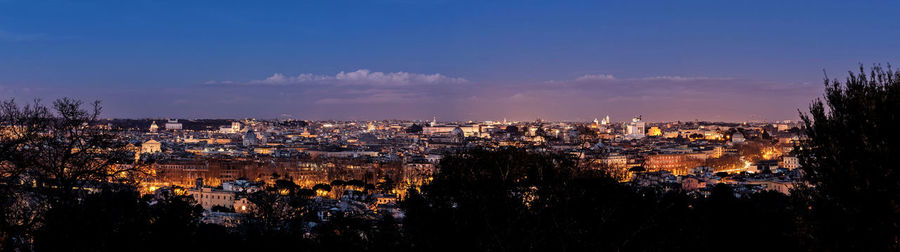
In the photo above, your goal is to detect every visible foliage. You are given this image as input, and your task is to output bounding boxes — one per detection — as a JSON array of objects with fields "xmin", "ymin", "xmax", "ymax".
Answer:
[
  {"xmin": 706, "ymin": 154, "xmax": 743, "ymax": 172},
  {"xmin": 402, "ymin": 148, "xmax": 802, "ymax": 251},
  {"xmin": 211, "ymin": 205, "xmax": 234, "ymax": 213},
  {"xmin": 31, "ymin": 187, "xmax": 203, "ymax": 252},
  {"xmin": 375, "ymin": 177, "xmax": 395, "ymax": 193},
  {"xmin": 312, "ymin": 183, "xmax": 332, "ymax": 192},
  {"xmin": 796, "ymin": 65, "xmax": 900, "ymax": 250},
  {"xmin": 405, "ymin": 124, "xmax": 423, "ymax": 134}
]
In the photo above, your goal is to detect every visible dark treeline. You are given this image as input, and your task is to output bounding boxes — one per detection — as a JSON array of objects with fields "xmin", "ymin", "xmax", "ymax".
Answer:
[
  {"xmin": 1, "ymin": 65, "xmax": 899, "ymax": 251},
  {"xmin": 404, "ymin": 149, "xmax": 801, "ymax": 251}
]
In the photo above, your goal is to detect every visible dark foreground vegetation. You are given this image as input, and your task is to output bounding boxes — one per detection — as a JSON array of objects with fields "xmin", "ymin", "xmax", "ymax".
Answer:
[{"xmin": 1, "ymin": 66, "xmax": 898, "ymax": 251}]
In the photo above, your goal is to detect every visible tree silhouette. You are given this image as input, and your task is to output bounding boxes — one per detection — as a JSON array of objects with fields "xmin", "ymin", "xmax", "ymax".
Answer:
[
  {"xmin": 796, "ymin": 65, "xmax": 900, "ymax": 250},
  {"xmin": 0, "ymin": 98, "xmax": 147, "ymax": 250},
  {"xmin": 402, "ymin": 147, "xmax": 803, "ymax": 251},
  {"xmin": 375, "ymin": 177, "xmax": 395, "ymax": 193},
  {"xmin": 405, "ymin": 124, "xmax": 423, "ymax": 134}
]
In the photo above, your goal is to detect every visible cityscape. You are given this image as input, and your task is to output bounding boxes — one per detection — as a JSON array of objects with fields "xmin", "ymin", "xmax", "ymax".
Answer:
[
  {"xmin": 125, "ymin": 116, "xmax": 801, "ymax": 214},
  {"xmin": 1, "ymin": 0, "xmax": 899, "ymax": 251}
]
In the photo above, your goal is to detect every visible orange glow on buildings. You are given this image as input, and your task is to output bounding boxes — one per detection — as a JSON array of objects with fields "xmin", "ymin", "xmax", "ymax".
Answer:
[
  {"xmin": 647, "ymin": 127, "xmax": 662, "ymax": 137},
  {"xmin": 645, "ymin": 153, "xmax": 707, "ymax": 176}
]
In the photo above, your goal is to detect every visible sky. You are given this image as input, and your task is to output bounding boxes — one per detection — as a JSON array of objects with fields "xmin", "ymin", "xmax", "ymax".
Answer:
[{"xmin": 0, "ymin": 0, "xmax": 898, "ymax": 122}]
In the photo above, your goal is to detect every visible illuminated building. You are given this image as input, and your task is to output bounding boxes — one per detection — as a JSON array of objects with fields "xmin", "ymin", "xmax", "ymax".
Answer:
[
  {"xmin": 711, "ymin": 146, "xmax": 725, "ymax": 158},
  {"xmin": 187, "ymin": 187, "xmax": 239, "ymax": 210},
  {"xmin": 149, "ymin": 121, "xmax": 159, "ymax": 132},
  {"xmin": 780, "ymin": 156, "xmax": 800, "ymax": 170},
  {"xmin": 423, "ymin": 125, "xmax": 455, "ymax": 135},
  {"xmin": 604, "ymin": 154, "xmax": 628, "ymax": 169},
  {"xmin": 647, "ymin": 126, "xmax": 662, "ymax": 137},
  {"xmin": 595, "ymin": 154, "xmax": 630, "ymax": 180},
  {"xmin": 373, "ymin": 194, "xmax": 398, "ymax": 211},
  {"xmin": 164, "ymin": 119, "xmax": 182, "ymax": 130},
  {"xmin": 624, "ymin": 116, "xmax": 646, "ymax": 140},
  {"xmin": 424, "ymin": 123, "xmax": 482, "ymax": 137},
  {"xmin": 662, "ymin": 131, "xmax": 680, "ymax": 138},
  {"xmin": 732, "ymin": 131, "xmax": 745, "ymax": 144},
  {"xmin": 253, "ymin": 147, "xmax": 273, "ymax": 155},
  {"xmin": 219, "ymin": 121, "xmax": 243, "ymax": 134},
  {"xmin": 681, "ymin": 177, "xmax": 706, "ymax": 191},
  {"xmin": 141, "ymin": 139, "xmax": 162, "ymax": 153},
  {"xmin": 233, "ymin": 198, "xmax": 252, "ymax": 213},
  {"xmin": 305, "ymin": 150, "xmax": 378, "ymax": 158},
  {"xmin": 704, "ymin": 131, "xmax": 724, "ymax": 140},
  {"xmin": 645, "ymin": 153, "xmax": 706, "ymax": 175},
  {"xmin": 232, "ymin": 121, "xmax": 242, "ymax": 132},
  {"xmin": 375, "ymin": 194, "xmax": 398, "ymax": 205},
  {"xmin": 775, "ymin": 124, "xmax": 790, "ymax": 131}
]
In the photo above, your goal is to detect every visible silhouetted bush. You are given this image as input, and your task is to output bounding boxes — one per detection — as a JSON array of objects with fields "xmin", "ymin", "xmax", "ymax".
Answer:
[{"xmin": 796, "ymin": 65, "xmax": 900, "ymax": 250}]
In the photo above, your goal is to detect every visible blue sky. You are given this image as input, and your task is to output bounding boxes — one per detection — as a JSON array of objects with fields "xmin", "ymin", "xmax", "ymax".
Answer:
[{"xmin": 1, "ymin": 0, "xmax": 898, "ymax": 121}]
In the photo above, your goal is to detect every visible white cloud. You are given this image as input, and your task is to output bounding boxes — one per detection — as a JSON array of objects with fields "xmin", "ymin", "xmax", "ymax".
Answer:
[
  {"xmin": 208, "ymin": 69, "xmax": 467, "ymax": 86},
  {"xmin": 575, "ymin": 74, "xmax": 616, "ymax": 81},
  {"xmin": 334, "ymin": 69, "xmax": 464, "ymax": 84},
  {"xmin": 250, "ymin": 73, "xmax": 329, "ymax": 84}
]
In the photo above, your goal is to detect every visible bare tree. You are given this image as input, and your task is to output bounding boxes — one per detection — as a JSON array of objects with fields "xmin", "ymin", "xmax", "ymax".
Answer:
[{"xmin": 0, "ymin": 98, "xmax": 146, "ymax": 250}]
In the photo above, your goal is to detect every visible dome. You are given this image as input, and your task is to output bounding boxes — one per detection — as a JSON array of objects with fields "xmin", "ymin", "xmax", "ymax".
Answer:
[
  {"xmin": 450, "ymin": 127, "xmax": 464, "ymax": 137},
  {"xmin": 243, "ymin": 129, "xmax": 259, "ymax": 146}
]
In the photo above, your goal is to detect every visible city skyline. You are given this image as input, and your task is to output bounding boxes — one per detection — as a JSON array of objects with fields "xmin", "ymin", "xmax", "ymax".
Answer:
[
  {"xmin": 2, "ymin": 0, "xmax": 898, "ymax": 121},
  {"xmin": 0, "ymin": 1, "xmax": 897, "ymax": 250}
]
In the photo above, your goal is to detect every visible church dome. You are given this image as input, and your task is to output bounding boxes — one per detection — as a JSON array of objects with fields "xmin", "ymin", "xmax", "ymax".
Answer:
[{"xmin": 451, "ymin": 127, "xmax": 464, "ymax": 137}]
